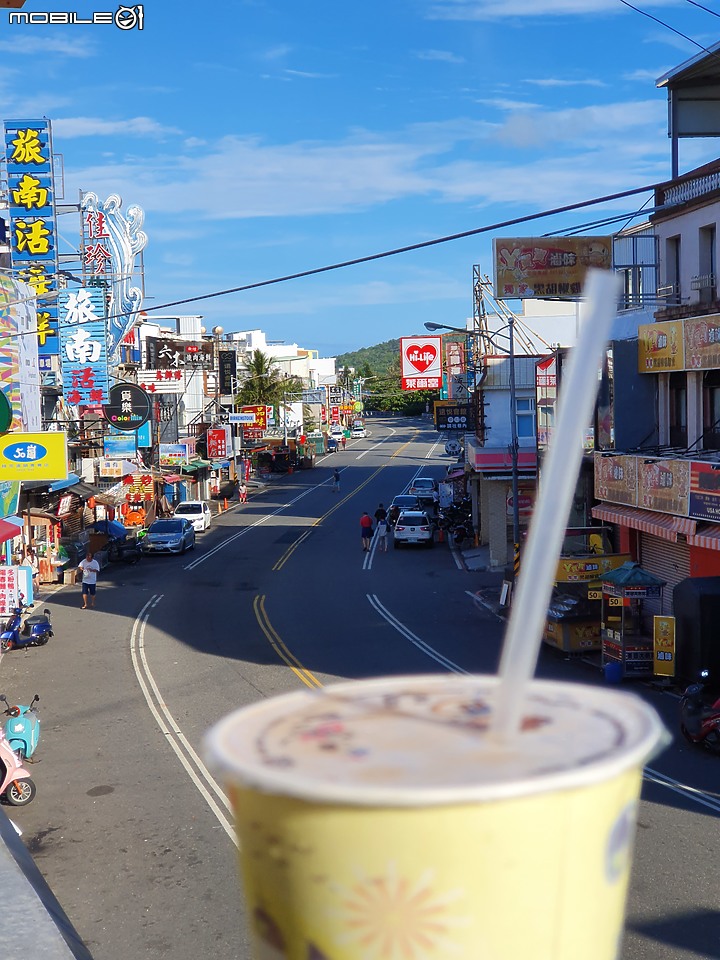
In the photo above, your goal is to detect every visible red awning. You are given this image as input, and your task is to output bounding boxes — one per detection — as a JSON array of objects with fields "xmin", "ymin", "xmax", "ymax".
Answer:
[
  {"xmin": 0, "ymin": 515, "xmax": 24, "ymax": 544},
  {"xmin": 591, "ymin": 504, "xmax": 696, "ymax": 542},
  {"xmin": 162, "ymin": 474, "xmax": 183, "ymax": 483},
  {"xmin": 687, "ymin": 524, "xmax": 720, "ymax": 551}
]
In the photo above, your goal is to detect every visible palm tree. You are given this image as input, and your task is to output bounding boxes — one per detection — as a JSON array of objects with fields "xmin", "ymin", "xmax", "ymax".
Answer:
[{"xmin": 234, "ymin": 350, "xmax": 283, "ymax": 408}]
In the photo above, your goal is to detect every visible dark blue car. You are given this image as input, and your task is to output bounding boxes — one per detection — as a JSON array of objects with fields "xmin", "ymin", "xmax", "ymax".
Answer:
[{"xmin": 327, "ymin": 438, "xmax": 338, "ymax": 453}]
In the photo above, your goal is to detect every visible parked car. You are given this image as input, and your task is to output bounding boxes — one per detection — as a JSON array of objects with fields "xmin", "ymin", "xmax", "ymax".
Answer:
[
  {"xmin": 408, "ymin": 476, "xmax": 439, "ymax": 505},
  {"xmin": 173, "ymin": 500, "xmax": 212, "ymax": 532},
  {"xmin": 141, "ymin": 518, "xmax": 196, "ymax": 555},
  {"xmin": 393, "ymin": 510, "xmax": 434, "ymax": 548},
  {"xmin": 388, "ymin": 494, "xmax": 421, "ymax": 526}
]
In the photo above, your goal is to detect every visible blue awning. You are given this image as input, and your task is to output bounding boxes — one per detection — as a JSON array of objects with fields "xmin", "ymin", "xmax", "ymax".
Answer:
[{"xmin": 48, "ymin": 473, "xmax": 81, "ymax": 492}]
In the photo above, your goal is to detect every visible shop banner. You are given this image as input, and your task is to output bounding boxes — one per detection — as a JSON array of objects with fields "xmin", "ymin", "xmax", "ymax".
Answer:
[
  {"xmin": 0, "ymin": 431, "xmax": 67, "ymax": 480},
  {"xmin": 145, "ymin": 336, "xmax": 214, "ymax": 370},
  {"xmin": 0, "ymin": 480, "xmax": 20, "ymax": 519},
  {"xmin": 684, "ymin": 315, "xmax": 720, "ymax": 370},
  {"xmin": 159, "ymin": 442, "xmax": 193, "ymax": 466},
  {"xmin": 555, "ymin": 553, "xmax": 631, "ymax": 584},
  {"xmin": 433, "ymin": 400, "xmax": 475, "ymax": 431},
  {"xmin": 102, "ymin": 382, "xmax": 151, "ymax": 431},
  {"xmin": 207, "ymin": 428, "xmax": 228, "ymax": 459},
  {"xmin": 137, "ymin": 369, "xmax": 185, "ymax": 395},
  {"xmin": 653, "ymin": 616, "xmax": 676, "ymax": 677},
  {"xmin": 638, "ymin": 458, "xmax": 690, "ymax": 516},
  {"xmin": 0, "ymin": 565, "xmax": 20, "ymax": 616},
  {"xmin": 689, "ymin": 460, "xmax": 720, "ymax": 521},
  {"xmin": 400, "ymin": 336, "xmax": 442, "ymax": 391},
  {"xmin": 637, "ymin": 320, "xmax": 684, "ymax": 372},
  {"xmin": 493, "ymin": 236, "xmax": 611, "ymax": 299},
  {"xmin": 594, "ymin": 453, "xmax": 638, "ymax": 506},
  {"xmin": 58, "ymin": 287, "xmax": 109, "ymax": 405},
  {"xmin": 218, "ymin": 350, "xmax": 237, "ymax": 395}
]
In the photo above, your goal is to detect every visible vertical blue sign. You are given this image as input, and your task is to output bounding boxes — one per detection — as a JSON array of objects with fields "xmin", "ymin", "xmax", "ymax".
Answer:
[{"xmin": 58, "ymin": 287, "xmax": 109, "ymax": 406}]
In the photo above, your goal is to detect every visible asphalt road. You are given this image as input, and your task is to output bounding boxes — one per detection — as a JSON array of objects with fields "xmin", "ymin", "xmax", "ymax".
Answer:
[{"xmin": 1, "ymin": 415, "xmax": 719, "ymax": 960}]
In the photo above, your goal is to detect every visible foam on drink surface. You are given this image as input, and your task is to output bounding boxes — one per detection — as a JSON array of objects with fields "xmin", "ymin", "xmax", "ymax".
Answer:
[{"xmin": 208, "ymin": 675, "xmax": 662, "ymax": 806}]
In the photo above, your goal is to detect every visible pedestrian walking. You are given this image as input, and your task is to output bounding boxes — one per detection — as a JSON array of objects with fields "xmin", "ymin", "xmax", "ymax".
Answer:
[
  {"xmin": 332, "ymin": 468, "xmax": 340, "ymax": 493},
  {"xmin": 374, "ymin": 503, "xmax": 387, "ymax": 524},
  {"xmin": 360, "ymin": 512, "xmax": 373, "ymax": 551},
  {"xmin": 341, "ymin": 435, "xmax": 347, "ymax": 451},
  {"xmin": 238, "ymin": 481, "xmax": 248, "ymax": 504},
  {"xmin": 78, "ymin": 550, "xmax": 100, "ymax": 610},
  {"xmin": 24, "ymin": 548, "xmax": 40, "ymax": 595},
  {"xmin": 376, "ymin": 517, "xmax": 388, "ymax": 552}
]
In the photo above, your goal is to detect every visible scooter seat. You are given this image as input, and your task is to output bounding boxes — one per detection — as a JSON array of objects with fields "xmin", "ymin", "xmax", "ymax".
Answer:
[{"xmin": 24, "ymin": 616, "xmax": 49, "ymax": 627}]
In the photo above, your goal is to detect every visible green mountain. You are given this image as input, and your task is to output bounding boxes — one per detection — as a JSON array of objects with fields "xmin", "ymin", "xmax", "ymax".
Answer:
[{"xmin": 335, "ymin": 338, "xmax": 400, "ymax": 375}]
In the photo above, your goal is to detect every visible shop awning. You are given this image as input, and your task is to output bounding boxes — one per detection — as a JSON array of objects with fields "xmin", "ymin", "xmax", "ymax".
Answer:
[
  {"xmin": 0, "ymin": 515, "xmax": 24, "ymax": 544},
  {"xmin": 48, "ymin": 473, "xmax": 82, "ymax": 492},
  {"xmin": 181, "ymin": 460, "xmax": 211, "ymax": 473},
  {"xmin": 210, "ymin": 460, "xmax": 230, "ymax": 469},
  {"xmin": 161, "ymin": 474, "xmax": 184, "ymax": 483},
  {"xmin": 687, "ymin": 524, "xmax": 720, "ymax": 551},
  {"xmin": 591, "ymin": 504, "xmax": 696, "ymax": 542}
]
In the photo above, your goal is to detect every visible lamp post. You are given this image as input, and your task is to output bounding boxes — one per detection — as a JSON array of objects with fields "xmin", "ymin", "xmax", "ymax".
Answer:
[{"xmin": 425, "ymin": 317, "xmax": 520, "ymax": 574}]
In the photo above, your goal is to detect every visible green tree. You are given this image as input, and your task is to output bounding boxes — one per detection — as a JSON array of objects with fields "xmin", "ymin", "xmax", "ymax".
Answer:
[{"xmin": 234, "ymin": 350, "xmax": 285, "ymax": 408}]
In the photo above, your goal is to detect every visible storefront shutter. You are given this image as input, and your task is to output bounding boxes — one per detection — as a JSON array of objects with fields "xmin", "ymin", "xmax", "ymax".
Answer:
[{"xmin": 639, "ymin": 533, "xmax": 691, "ymax": 616}]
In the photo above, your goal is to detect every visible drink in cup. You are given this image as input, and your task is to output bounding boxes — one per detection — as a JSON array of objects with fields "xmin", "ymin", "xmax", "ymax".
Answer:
[{"xmin": 205, "ymin": 673, "xmax": 667, "ymax": 960}]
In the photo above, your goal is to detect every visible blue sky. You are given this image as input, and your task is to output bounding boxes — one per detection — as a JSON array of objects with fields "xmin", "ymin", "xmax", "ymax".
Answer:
[{"xmin": 2, "ymin": 0, "xmax": 719, "ymax": 356}]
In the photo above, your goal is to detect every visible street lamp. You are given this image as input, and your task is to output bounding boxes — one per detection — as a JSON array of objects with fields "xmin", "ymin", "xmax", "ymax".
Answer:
[{"xmin": 425, "ymin": 316, "xmax": 521, "ymax": 573}]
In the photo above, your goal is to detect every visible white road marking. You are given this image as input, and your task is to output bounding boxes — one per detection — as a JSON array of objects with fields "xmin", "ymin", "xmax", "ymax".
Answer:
[
  {"xmin": 367, "ymin": 593, "xmax": 469, "ymax": 674},
  {"xmin": 130, "ymin": 594, "xmax": 238, "ymax": 846}
]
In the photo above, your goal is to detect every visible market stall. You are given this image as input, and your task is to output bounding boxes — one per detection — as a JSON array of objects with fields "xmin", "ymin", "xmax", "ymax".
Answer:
[{"xmin": 601, "ymin": 562, "xmax": 666, "ymax": 679}]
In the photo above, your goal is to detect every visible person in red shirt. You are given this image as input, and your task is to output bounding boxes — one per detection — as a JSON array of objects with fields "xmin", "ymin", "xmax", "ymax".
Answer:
[{"xmin": 360, "ymin": 512, "xmax": 373, "ymax": 552}]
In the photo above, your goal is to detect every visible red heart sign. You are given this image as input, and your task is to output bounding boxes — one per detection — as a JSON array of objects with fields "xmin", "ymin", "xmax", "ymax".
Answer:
[{"xmin": 405, "ymin": 343, "xmax": 437, "ymax": 373}]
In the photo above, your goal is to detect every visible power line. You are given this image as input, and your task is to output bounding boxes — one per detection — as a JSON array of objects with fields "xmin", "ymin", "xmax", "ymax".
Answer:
[
  {"xmin": 685, "ymin": 0, "xmax": 720, "ymax": 19},
  {"xmin": 619, "ymin": 0, "xmax": 720, "ymax": 63}
]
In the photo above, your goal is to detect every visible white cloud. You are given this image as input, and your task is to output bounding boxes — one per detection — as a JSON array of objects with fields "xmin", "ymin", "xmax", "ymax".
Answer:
[
  {"xmin": 476, "ymin": 97, "xmax": 542, "ymax": 111},
  {"xmin": 53, "ymin": 116, "xmax": 182, "ymax": 138},
  {"xmin": 0, "ymin": 35, "xmax": 95, "ymax": 56},
  {"xmin": 285, "ymin": 68, "xmax": 337, "ymax": 79},
  {"xmin": 526, "ymin": 78, "xmax": 606, "ymax": 88},
  {"xmin": 416, "ymin": 49, "xmax": 465, "ymax": 64},
  {"xmin": 426, "ymin": 0, "xmax": 684, "ymax": 19}
]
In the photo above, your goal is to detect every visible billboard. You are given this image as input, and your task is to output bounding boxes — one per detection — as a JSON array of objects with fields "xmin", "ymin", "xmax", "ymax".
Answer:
[
  {"xmin": 58, "ymin": 287, "xmax": 110, "ymax": 405},
  {"xmin": 4, "ymin": 118, "xmax": 60, "ymax": 354},
  {"xmin": 400, "ymin": 336, "xmax": 442, "ymax": 391},
  {"xmin": 145, "ymin": 336, "xmax": 214, "ymax": 370},
  {"xmin": 0, "ymin": 431, "xmax": 68, "ymax": 481},
  {"xmin": 493, "ymin": 236, "xmax": 612, "ymax": 299},
  {"xmin": 0, "ymin": 275, "xmax": 40, "ymax": 432}
]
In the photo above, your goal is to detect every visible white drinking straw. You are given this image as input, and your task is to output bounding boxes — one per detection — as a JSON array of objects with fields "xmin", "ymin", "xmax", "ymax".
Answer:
[{"xmin": 493, "ymin": 268, "xmax": 622, "ymax": 739}]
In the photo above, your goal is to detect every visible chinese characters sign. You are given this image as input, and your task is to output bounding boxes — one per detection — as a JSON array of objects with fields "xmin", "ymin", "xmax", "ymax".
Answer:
[
  {"xmin": 122, "ymin": 473, "xmax": 154, "ymax": 503},
  {"xmin": 0, "ymin": 566, "xmax": 20, "ymax": 617},
  {"xmin": 145, "ymin": 336, "xmax": 213, "ymax": 370},
  {"xmin": 137, "ymin": 369, "xmax": 186, "ymax": 395},
  {"xmin": 637, "ymin": 321, "xmax": 684, "ymax": 372},
  {"xmin": 400, "ymin": 337, "xmax": 442, "ymax": 391},
  {"xmin": 0, "ymin": 275, "xmax": 41, "ymax": 431},
  {"xmin": 58, "ymin": 287, "xmax": 109, "ymax": 405},
  {"xmin": 493, "ymin": 236, "xmax": 612, "ymax": 299},
  {"xmin": 207, "ymin": 428, "xmax": 228, "ymax": 459},
  {"xmin": 593, "ymin": 454, "xmax": 638, "ymax": 507},
  {"xmin": 81, "ymin": 192, "xmax": 147, "ymax": 362},
  {"xmin": 0, "ymin": 431, "xmax": 68, "ymax": 480},
  {"xmin": 4, "ymin": 119, "xmax": 60, "ymax": 353}
]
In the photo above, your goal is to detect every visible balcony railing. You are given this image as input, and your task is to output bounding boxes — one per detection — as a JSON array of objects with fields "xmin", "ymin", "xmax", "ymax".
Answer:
[
  {"xmin": 662, "ymin": 170, "xmax": 720, "ymax": 206},
  {"xmin": 691, "ymin": 273, "xmax": 716, "ymax": 291}
]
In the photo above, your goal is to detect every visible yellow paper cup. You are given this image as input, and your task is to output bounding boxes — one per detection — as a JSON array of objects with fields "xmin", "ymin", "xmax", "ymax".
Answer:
[{"xmin": 205, "ymin": 674, "xmax": 667, "ymax": 960}]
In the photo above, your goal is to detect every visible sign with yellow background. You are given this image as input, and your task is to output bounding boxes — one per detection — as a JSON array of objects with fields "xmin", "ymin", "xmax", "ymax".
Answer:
[
  {"xmin": 637, "ymin": 321, "xmax": 684, "ymax": 372},
  {"xmin": 594, "ymin": 453, "xmax": 638, "ymax": 506},
  {"xmin": 493, "ymin": 236, "xmax": 612, "ymax": 299},
  {"xmin": 0, "ymin": 432, "xmax": 67, "ymax": 481},
  {"xmin": 638, "ymin": 459, "xmax": 690, "ymax": 516},
  {"xmin": 653, "ymin": 616, "xmax": 676, "ymax": 678}
]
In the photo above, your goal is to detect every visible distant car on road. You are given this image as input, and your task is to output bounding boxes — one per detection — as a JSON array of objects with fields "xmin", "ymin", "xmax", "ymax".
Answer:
[
  {"xmin": 408, "ymin": 477, "xmax": 439, "ymax": 505},
  {"xmin": 142, "ymin": 518, "xmax": 196, "ymax": 555},
  {"xmin": 393, "ymin": 510, "xmax": 434, "ymax": 549},
  {"xmin": 329, "ymin": 424, "xmax": 343, "ymax": 437},
  {"xmin": 327, "ymin": 437, "xmax": 339, "ymax": 453},
  {"xmin": 173, "ymin": 500, "xmax": 212, "ymax": 532},
  {"xmin": 388, "ymin": 494, "xmax": 421, "ymax": 526},
  {"xmin": 351, "ymin": 424, "xmax": 366, "ymax": 438}
]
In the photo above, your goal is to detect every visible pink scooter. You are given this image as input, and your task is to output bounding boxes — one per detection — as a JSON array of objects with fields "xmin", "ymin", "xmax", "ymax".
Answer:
[{"xmin": 0, "ymin": 727, "xmax": 35, "ymax": 805}]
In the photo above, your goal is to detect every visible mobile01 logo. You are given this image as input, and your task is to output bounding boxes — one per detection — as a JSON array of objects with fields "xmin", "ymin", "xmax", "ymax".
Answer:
[{"xmin": 9, "ymin": 4, "xmax": 144, "ymax": 29}]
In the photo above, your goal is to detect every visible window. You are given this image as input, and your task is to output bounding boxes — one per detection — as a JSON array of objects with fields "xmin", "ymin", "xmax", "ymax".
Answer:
[
  {"xmin": 669, "ymin": 372, "xmax": 687, "ymax": 448},
  {"xmin": 698, "ymin": 225, "xmax": 717, "ymax": 305},
  {"xmin": 665, "ymin": 236, "xmax": 681, "ymax": 305},
  {"xmin": 703, "ymin": 370, "xmax": 720, "ymax": 450},
  {"xmin": 515, "ymin": 397, "xmax": 536, "ymax": 438}
]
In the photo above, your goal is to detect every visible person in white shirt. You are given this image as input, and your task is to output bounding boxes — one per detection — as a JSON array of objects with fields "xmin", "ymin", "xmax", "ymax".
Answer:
[{"xmin": 78, "ymin": 551, "xmax": 100, "ymax": 609}]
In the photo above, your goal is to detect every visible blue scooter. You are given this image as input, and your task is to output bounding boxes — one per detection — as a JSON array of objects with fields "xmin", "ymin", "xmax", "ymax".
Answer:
[
  {"xmin": 0, "ymin": 602, "xmax": 52, "ymax": 652},
  {"xmin": 0, "ymin": 694, "xmax": 40, "ymax": 760}
]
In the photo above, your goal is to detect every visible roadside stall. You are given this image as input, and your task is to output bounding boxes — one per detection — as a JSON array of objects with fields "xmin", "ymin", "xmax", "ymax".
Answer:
[
  {"xmin": 601, "ymin": 562, "xmax": 666, "ymax": 679},
  {"xmin": 543, "ymin": 527, "xmax": 630, "ymax": 655}
]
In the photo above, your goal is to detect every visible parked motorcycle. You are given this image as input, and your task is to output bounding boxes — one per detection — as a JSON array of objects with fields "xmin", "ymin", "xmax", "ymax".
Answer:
[
  {"xmin": 0, "ymin": 602, "xmax": 52, "ymax": 653},
  {"xmin": 0, "ymin": 727, "xmax": 36, "ymax": 805},
  {"xmin": 679, "ymin": 670, "xmax": 720, "ymax": 753},
  {"xmin": 106, "ymin": 535, "xmax": 142, "ymax": 564},
  {"xmin": 0, "ymin": 694, "xmax": 40, "ymax": 760}
]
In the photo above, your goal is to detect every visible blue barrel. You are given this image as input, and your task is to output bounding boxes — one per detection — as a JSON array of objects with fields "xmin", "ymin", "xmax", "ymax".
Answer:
[{"xmin": 604, "ymin": 661, "xmax": 623, "ymax": 684}]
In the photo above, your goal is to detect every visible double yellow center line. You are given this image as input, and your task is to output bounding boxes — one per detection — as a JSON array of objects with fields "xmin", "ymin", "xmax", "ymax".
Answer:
[{"xmin": 253, "ymin": 595, "xmax": 322, "ymax": 688}]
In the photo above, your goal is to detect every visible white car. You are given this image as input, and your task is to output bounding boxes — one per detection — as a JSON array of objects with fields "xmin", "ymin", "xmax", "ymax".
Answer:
[
  {"xmin": 329, "ymin": 425, "xmax": 344, "ymax": 437},
  {"xmin": 351, "ymin": 424, "xmax": 366, "ymax": 438},
  {"xmin": 173, "ymin": 500, "xmax": 212, "ymax": 532},
  {"xmin": 393, "ymin": 510, "xmax": 434, "ymax": 549},
  {"xmin": 408, "ymin": 477, "xmax": 439, "ymax": 504}
]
